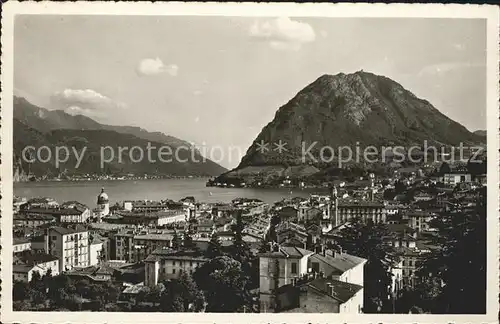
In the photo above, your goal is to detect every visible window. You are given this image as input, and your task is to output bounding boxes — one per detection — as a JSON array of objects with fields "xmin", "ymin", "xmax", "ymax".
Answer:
[
  {"xmin": 291, "ymin": 262, "xmax": 298, "ymax": 274},
  {"xmin": 190, "ymin": 261, "xmax": 193, "ymax": 267},
  {"xmin": 117, "ymin": 242, "xmax": 121, "ymax": 247},
  {"xmin": 52, "ymin": 236, "xmax": 57, "ymax": 241},
  {"xmin": 173, "ymin": 269, "xmax": 176, "ymax": 274},
  {"xmin": 173, "ymin": 261, "xmax": 176, "ymax": 266},
  {"xmin": 460, "ymin": 175, "xmax": 466, "ymax": 182},
  {"xmin": 311, "ymin": 262, "xmax": 320, "ymax": 273}
]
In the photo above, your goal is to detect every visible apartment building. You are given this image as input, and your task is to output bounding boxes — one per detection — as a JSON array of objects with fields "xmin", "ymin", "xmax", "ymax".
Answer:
[
  {"xmin": 144, "ymin": 248, "xmax": 209, "ymax": 287},
  {"xmin": 46, "ymin": 226, "xmax": 90, "ymax": 272}
]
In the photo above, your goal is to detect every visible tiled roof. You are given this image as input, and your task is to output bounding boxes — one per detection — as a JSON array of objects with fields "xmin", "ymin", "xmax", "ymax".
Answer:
[
  {"xmin": 15, "ymin": 251, "xmax": 58, "ymax": 266},
  {"xmin": 310, "ymin": 252, "xmax": 366, "ymax": 273},
  {"xmin": 304, "ymin": 277, "xmax": 363, "ymax": 303},
  {"xmin": 50, "ymin": 225, "xmax": 87, "ymax": 235},
  {"xmin": 259, "ymin": 246, "xmax": 314, "ymax": 259},
  {"xmin": 13, "ymin": 237, "xmax": 31, "ymax": 245}
]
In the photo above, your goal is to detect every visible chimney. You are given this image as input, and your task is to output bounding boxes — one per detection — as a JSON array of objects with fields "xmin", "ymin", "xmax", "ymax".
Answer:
[{"xmin": 327, "ymin": 283, "xmax": 333, "ymax": 296}]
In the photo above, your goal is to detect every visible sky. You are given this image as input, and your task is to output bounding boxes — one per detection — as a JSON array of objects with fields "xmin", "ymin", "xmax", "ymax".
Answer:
[{"xmin": 14, "ymin": 16, "xmax": 487, "ymax": 168}]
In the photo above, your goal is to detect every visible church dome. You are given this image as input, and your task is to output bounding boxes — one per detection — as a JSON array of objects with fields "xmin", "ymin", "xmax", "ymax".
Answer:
[{"xmin": 97, "ymin": 188, "xmax": 109, "ymax": 204}]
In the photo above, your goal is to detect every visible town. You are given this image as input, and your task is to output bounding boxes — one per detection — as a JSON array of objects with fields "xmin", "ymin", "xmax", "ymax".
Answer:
[{"xmin": 12, "ymin": 159, "xmax": 486, "ymax": 313}]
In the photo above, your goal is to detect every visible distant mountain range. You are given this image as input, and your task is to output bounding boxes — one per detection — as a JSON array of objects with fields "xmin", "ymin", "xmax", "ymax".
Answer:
[
  {"xmin": 218, "ymin": 71, "xmax": 484, "ymax": 182},
  {"xmin": 13, "ymin": 96, "xmax": 227, "ymax": 181}
]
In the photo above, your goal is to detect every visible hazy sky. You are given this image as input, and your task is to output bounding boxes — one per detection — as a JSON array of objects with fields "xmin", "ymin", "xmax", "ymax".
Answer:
[{"xmin": 14, "ymin": 16, "xmax": 486, "ymax": 168}]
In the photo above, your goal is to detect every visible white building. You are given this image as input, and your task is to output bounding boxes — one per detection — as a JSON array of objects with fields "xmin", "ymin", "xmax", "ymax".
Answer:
[
  {"xmin": 258, "ymin": 246, "xmax": 367, "ymax": 313},
  {"xmin": 46, "ymin": 226, "xmax": 90, "ymax": 272},
  {"xmin": 13, "ymin": 252, "xmax": 60, "ymax": 282},
  {"xmin": 88, "ymin": 236, "xmax": 105, "ymax": 266},
  {"xmin": 13, "ymin": 237, "xmax": 31, "ymax": 254}
]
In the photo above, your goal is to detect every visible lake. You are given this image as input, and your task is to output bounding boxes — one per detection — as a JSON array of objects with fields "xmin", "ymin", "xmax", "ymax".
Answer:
[{"xmin": 14, "ymin": 178, "xmax": 324, "ymax": 207}]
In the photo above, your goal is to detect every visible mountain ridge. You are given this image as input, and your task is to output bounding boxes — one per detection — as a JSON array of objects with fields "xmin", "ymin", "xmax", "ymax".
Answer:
[
  {"xmin": 220, "ymin": 71, "xmax": 483, "ymax": 182},
  {"xmin": 13, "ymin": 96, "xmax": 227, "ymax": 180}
]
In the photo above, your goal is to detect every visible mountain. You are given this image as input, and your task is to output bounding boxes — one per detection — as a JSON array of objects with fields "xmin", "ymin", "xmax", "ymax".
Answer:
[
  {"xmin": 13, "ymin": 96, "xmax": 227, "ymax": 180},
  {"xmin": 14, "ymin": 96, "xmax": 191, "ymax": 147},
  {"xmin": 221, "ymin": 71, "xmax": 483, "ymax": 181},
  {"xmin": 473, "ymin": 130, "xmax": 486, "ymax": 137}
]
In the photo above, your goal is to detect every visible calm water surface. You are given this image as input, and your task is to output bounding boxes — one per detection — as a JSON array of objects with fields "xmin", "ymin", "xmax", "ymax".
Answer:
[{"xmin": 14, "ymin": 178, "xmax": 323, "ymax": 207}]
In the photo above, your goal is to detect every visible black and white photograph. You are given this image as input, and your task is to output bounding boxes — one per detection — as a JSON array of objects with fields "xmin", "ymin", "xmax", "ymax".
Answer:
[{"xmin": 1, "ymin": 2, "xmax": 499, "ymax": 323}]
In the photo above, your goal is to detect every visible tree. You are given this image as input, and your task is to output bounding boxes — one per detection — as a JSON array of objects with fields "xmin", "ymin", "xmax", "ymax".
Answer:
[
  {"xmin": 228, "ymin": 209, "xmax": 258, "ymax": 289},
  {"xmin": 13, "ymin": 281, "xmax": 29, "ymax": 301},
  {"xmin": 13, "ymin": 300, "xmax": 31, "ymax": 311},
  {"xmin": 258, "ymin": 239, "xmax": 270, "ymax": 254},
  {"xmin": 333, "ymin": 217, "xmax": 399, "ymax": 313},
  {"xmin": 438, "ymin": 162, "xmax": 451, "ymax": 175},
  {"xmin": 205, "ymin": 231, "xmax": 224, "ymax": 259},
  {"xmin": 172, "ymin": 230, "xmax": 182, "ymax": 250},
  {"xmin": 228, "ymin": 210, "xmax": 252, "ymax": 267},
  {"xmin": 415, "ymin": 187, "xmax": 486, "ymax": 314},
  {"xmin": 159, "ymin": 272, "xmax": 205, "ymax": 312},
  {"xmin": 148, "ymin": 283, "xmax": 164, "ymax": 307},
  {"xmin": 183, "ymin": 230, "xmax": 197, "ymax": 251},
  {"xmin": 136, "ymin": 286, "xmax": 151, "ymax": 305},
  {"xmin": 383, "ymin": 188, "xmax": 397, "ymax": 201},
  {"xmin": 42, "ymin": 268, "xmax": 52, "ymax": 287},
  {"xmin": 193, "ymin": 256, "xmax": 252, "ymax": 312}
]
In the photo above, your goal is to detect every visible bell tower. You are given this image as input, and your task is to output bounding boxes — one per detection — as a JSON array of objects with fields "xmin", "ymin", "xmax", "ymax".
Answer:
[
  {"xmin": 329, "ymin": 185, "xmax": 339, "ymax": 227},
  {"xmin": 96, "ymin": 187, "xmax": 110, "ymax": 220}
]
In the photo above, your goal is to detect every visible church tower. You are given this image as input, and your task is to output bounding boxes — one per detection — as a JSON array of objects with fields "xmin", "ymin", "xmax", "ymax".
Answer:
[
  {"xmin": 96, "ymin": 188, "xmax": 110, "ymax": 220},
  {"xmin": 329, "ymin": 185, "xmax": 339, "ymax": 227}
]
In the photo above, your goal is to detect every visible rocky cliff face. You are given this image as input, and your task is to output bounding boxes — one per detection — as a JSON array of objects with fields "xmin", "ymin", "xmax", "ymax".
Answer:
[{"xmin": 237, "ymin": 71, "xmax": 482, "ymax": 169}]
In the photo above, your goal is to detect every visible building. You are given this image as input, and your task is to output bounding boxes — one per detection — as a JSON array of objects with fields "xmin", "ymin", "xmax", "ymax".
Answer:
[
  {"xmin": 258, "ymin": 246, "xmax": 314, "ymax": 311},
  {"xmin": 211, "ymin": 205, "xmax": 236, "ymax": 218},
  {"xmin": 19, "ymin": 206, "xmax": 90, "ymax": 224},
  {"xmin": 23, "ymin": 197, "xmax": 59, "ymax": 209},
  {"xmin": 13, "ymin": 237, "xmax": 31, "ymax": 254},
  {"xmin": 46, "ymin": 226, "xmax": 90, "ymax": 272},
  {"xmin": 144, "ymin": 248, "xmax": 209, "ymax": 287},
  {"xmin": 258, "ymin": 246, "xmax": 366, "ymax": 313},
  {"xmin": 13, "ymin": 251, "xmax": 60, "ymax": 282},
  {"xmin": 274, "ymin": 276, "xmax": 364, "ymax": 313},
  {"xmin": 403, "ymin": 210, "xmax": 433, "ymax": 232},
  {"xmin": 88, "ymin": 234, "xmax": 105, "ymax": 266},
  {"xmin": 66, "ymin": 264, "xmax": 115, "ymax": 282},
  {"xmin": 13, "ymin": 214, "xmax": 55, "ymax": 228},
  {"xmin": 443, "ymin": 172, "xmax": 472, "ymax": 186},
  {"xmin": 332, "ymin": 200, "xmax": 387, "ymax": 226},
  {"xmin": 123, "ymin": 200, "xmax": 170, "ymax": 213},
  {"xmin": 328, "ymin": 186, "xmax": 386, "ymax": 227},
  {"xmin": 13, "ymin": 196, "xmax": 27, "ymax": 212},
  {"xmin": 307, "ymin": 251, "xmax": 366, "ymax": 286},
  {"xmin": 111, "ymin": 228, "xmax": 176, "ymax": 262},
  {"xmin": 276, "ymin": 222, "xmax": 308, "ymax": 248},
  {"xmin": 132, "ymin": 231, "xmax": 174, "ymax": 262},
  {"xmin": 105, "ymin": 210, "xmax": 186, "ymax": 226},
  {"xmin": 112, "ymin": 230, "xmax": 135, "ymax": 261},
  {"xmin": 278, "ymin": 206, "xmax": 299, "ymax": 222}
]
